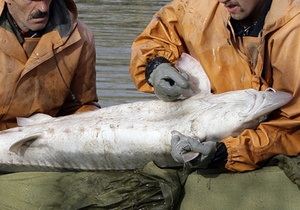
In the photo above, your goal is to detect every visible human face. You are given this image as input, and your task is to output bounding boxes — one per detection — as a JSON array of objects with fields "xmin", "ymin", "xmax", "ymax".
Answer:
[
  {"xmin": 5, "ymin": 0, "xmax": 53, "ymax": 32},
  {"xmin": 218, "ymin": 0, "xmax": 267, "ymax": 24}
]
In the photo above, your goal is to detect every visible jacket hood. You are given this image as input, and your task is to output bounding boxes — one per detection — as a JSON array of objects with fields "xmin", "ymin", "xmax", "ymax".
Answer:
[
  {"xmin": 63, "ymin": 0, "xmax": 78, "ymax": 19},
  {"xmin": 263, "ymin": 0, "xmax": 300, "ymax": 34}
]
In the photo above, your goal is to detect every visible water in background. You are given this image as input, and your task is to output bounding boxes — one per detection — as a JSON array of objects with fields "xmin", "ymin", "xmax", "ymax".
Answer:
[{"xmin": 75, "ymin": 0, "xmax": 170, "ymax": 107}]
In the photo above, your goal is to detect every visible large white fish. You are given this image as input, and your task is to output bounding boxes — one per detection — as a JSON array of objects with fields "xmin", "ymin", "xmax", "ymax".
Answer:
[{"xmin": 0, "ymin": 53, "xmax": 292, "ymax": 172}]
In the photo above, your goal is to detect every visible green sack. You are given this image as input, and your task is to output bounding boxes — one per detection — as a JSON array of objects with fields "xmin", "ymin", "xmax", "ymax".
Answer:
[
  {"xmin": 268, "ymin": 154, "xmax": 300, "ymax": 189},
  {"xmin": 0, "ymin": 162, "xmax": 187, "ymax": 210},
  {"xmin": 1, "ymin": 155, "xmax": 298, "ymax": 210}
]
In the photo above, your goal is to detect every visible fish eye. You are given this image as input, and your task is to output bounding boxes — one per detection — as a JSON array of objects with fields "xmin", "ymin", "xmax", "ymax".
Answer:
[{"xmin": 265, "ymin": 87, "xmax": 276, "ymax": 92}]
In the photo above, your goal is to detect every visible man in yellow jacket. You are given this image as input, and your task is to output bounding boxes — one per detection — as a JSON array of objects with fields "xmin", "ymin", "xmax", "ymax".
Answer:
[
  {"xmin": 0, "ymin": 0, "xmax": 100, "ymax": 130},
  {"xmin": 129, "ymin": 0, "xmax": 300, "ymax": 172}
]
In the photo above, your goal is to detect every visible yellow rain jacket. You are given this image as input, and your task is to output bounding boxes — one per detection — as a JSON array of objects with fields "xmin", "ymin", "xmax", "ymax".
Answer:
[
  {"xmin": 130, "ymin": 0, "xmax": 300, "ymax": 172},
  {"xmin": 0, "ymin": 0, "xmax": 100, "ymax": 130}
]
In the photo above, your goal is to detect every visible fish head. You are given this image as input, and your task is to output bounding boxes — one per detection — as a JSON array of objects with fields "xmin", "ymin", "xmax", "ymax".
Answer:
[
  {"xmin": 188, "ymin": 87, "xmax": 292, "ymax": 141},
  {"xmin": 196, "ymin": 88, "xmax": 293, "ymax": 139},
  {"xmin": 239, "ymin": 88, "xmax": 293, "ymax": 122}
]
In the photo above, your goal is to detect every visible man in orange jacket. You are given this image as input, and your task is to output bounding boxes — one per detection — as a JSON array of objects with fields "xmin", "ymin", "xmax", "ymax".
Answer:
[
  {"xmin": 0, "ymin": 0, "xmax": 100, "ymax": 130},
  {"xmin": 129, "ymin": 0, "xmax": 300, "ymax": 172}
]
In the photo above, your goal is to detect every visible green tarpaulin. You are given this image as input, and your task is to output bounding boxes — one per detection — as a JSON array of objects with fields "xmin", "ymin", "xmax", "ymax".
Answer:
[{"xmin": 0, "ymin": 155, "xmax": 299, "ymax": 209}]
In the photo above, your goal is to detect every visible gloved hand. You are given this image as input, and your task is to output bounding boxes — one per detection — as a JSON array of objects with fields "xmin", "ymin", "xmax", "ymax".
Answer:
[
  {"xmin": 171, "ymin": 131, "xmax": 217, "ymax": 168},
  {"xmin": 148, "ymin": 63, "xmax": 190, "ymax": 101}
]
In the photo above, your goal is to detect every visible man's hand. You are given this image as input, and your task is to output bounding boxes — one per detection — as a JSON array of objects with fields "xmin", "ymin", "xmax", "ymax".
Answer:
[
  {"xmin": 171, "ymin": 131, "xmax": 217, "ymax": 168},
  {"xmin": 148, "ymin": 63, "xmax": 190, "ymax": 101}
]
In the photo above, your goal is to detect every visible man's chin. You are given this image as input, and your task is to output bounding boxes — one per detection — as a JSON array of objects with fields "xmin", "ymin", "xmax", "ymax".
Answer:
[
  {"xmin": 230, "ymin": 12, "xmax": 250, "ymax": 22},
  {"xmin": 28, "ymin": 19, "xmax": 48, "ymax": 31},
  {"xmin": 230, "ymin": 14, "xmax": 243, "ymax": 21},
  {"xmin": 28, "ymin": 24, "xmax": 47, "ymax": 32}
]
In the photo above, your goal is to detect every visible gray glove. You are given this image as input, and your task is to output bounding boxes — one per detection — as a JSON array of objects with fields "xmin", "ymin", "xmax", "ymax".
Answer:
[
  {"xmin": 148, "ymin": 63, "xmax": 190, "ymax": 101},
  {"xmin": 171, "ymin": 131, "xmax": 217, "ymax": 168}
]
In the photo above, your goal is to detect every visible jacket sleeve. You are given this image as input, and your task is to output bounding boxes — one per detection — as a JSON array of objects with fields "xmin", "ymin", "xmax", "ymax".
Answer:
[
  {"xmin": 129, "ymin": 0, "xmax": 187, "ymax": 93},
  {"xmin": 58, "ymin": 21, "xmax": 100, "ymax": 116},
  {"xmin": 221, "ymin": 15, "xmax": 300, "ymax": 172}
]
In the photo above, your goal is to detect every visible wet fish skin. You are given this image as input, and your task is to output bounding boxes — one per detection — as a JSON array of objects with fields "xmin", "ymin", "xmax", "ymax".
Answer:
[{"xmin": 0, "ymin": 53, "xmax": 292, "ymax": 172}]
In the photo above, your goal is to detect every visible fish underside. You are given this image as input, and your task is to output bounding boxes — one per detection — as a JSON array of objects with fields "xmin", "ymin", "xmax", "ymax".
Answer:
[{"xmin": 0, "ymin": 53, "xmax": 292, "ymax": 172}]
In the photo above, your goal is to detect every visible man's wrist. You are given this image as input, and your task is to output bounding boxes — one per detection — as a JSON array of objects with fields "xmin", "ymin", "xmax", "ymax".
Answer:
[
  {"xmin": 145, "ymin": 57, "xmax": 170, "ymax": 86},
  {"xmin": 188, "ymin": 142, "xmax": 227, "ymax": 169},
  {"xmin": 207, "ymin": 142, "xmax": 228, "ymax": 168}
]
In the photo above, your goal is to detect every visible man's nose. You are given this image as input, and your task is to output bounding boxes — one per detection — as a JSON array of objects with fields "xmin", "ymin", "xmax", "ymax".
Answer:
[
  {"xmin": 37, "ymin": 1, "xmax": 50, "ymax": 13},
  {"xmin": 218, "ymin": 0, "xmax": 229, "ymax": 4}
]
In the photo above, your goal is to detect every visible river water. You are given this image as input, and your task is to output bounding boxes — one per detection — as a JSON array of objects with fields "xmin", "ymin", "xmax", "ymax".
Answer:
[{"xmin": 75, "ymin": 0, "xmax": 170, "ymax": 107}]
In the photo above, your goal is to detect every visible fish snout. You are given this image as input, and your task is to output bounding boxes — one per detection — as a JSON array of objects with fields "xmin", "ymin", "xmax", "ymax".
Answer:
[
  {"xmin": 263, "ymin": 89, "xmax": 293, "ymax": 108},
  {"xmin": 244, "ymin": 89, "xmax": 293, "ymax": 120}
]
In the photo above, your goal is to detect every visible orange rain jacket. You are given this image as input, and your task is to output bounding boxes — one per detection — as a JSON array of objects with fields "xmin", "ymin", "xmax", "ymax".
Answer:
[
  {"xmin": 0, "ymin": 0, "xmax": 100, "ymax": 130},
  {"xmin": 130, "ymin": 0, "xmax": 300, "ymax": 172}
]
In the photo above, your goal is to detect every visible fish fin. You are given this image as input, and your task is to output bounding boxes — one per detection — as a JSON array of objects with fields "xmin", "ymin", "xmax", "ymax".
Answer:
[
  {"xmin": 17, "ymin": 113, "xmax": 54, "ymax": 126},
  {"xmin": 9, "ymin": 135, "xmax": 40, "ymax": 156},
  {"xmin": 175, "ymin": 53, "xmax": 211, "ymax": 96}
]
